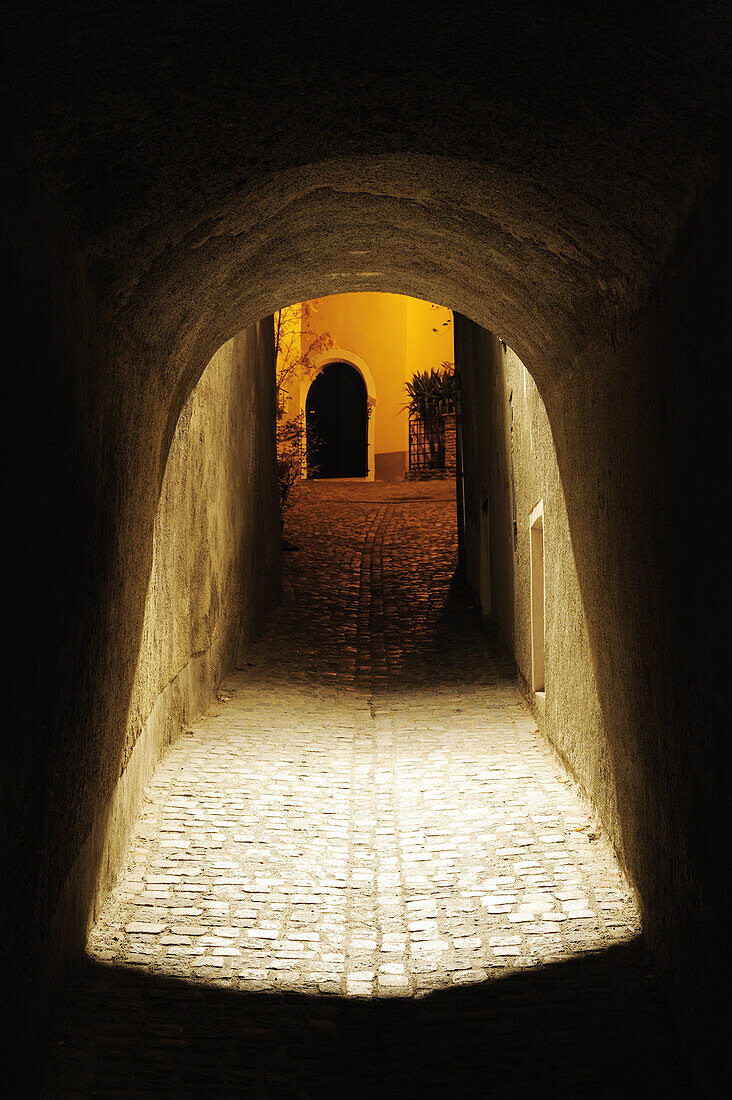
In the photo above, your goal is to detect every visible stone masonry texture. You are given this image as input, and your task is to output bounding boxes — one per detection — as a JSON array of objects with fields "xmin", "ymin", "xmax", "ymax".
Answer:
[{"xmin": 42, "ymin": 482, "xmax": 687, "ymax": 1097}]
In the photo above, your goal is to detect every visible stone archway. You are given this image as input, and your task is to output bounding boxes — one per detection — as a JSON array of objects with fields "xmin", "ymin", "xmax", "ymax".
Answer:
[
  {"xmin": 305, "ymin": 361, "xmax": 368, "ymax": 478},
  {"xmin": 303, "ymin": 349, "xmax": 377, "ymax": 481}
]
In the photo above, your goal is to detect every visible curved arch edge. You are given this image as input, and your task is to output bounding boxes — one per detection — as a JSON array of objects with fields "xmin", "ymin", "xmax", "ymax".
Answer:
[{"xmin": 301, "ymin": 348, "xmax": 376, "ymax": 481}]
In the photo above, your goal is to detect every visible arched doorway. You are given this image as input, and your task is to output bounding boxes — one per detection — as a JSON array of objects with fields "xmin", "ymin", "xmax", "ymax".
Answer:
[{"xmin": 306, "ymin": 361, "xmax": 368, "ymax": 478}]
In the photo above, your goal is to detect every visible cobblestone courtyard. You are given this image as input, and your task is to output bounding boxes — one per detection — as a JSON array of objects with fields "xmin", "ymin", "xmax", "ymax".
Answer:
[{"xmin": 44, "ymin": 482, "xmax": 685, "ymax": 1097}]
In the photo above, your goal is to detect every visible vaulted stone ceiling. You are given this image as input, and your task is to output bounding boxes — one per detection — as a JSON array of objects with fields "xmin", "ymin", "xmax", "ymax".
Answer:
[{"xmin": 6, "ymin": 2, "xmax": 730, "ymax": 383}]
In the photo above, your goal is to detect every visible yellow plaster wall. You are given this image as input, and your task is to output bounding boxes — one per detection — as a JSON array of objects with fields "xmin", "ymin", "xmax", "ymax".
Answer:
[
  {"xmin": 405, "ymin": 297, "xmax": 455, "ymax": 393},
  {"xmin": 306, "ymin": 293, "xmax": 408, "ymax": 458},
  {"xmin": 281, "ymin": 293, "xmax": 453, "ymax": 477}
]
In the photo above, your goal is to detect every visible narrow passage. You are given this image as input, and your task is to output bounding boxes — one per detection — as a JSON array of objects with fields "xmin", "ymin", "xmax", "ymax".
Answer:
[{"xmin": 44, "ymin": 482, "xmax": 685, "ymax": 1097}]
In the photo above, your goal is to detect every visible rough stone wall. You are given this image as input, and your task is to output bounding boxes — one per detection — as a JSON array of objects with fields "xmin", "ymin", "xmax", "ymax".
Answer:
[
  {"xmin": 456, "ymin": 320, "xmax": 616, "ymax": 855},
  {"xmin": 124, "ymin": 327, "xmax": 279, "ymax": 775},
  {"xmin": 544, "ymin": 164, "xmax": 728, "ymax": 1089},
  {"xmin": 91, "ymin": 324, "xmax": 281, "ymax": 921},
  {"xmin": 94, "ymin": 323, "xmax": 277, "ymax": 921},
  {"xmin": 458, "ymin": 323, "xmax": 499, "ymax": 618},
  {"xmin": 45, "ymin": 324, "xmax": 281, "ymax": 1016},
  {"xmin": 455, "ymin": 154, "xmax": 728, "ymax": 1086},
  {"xmin": 2, "ymin": 215, "xmax": 280, "ymax": 1088}
]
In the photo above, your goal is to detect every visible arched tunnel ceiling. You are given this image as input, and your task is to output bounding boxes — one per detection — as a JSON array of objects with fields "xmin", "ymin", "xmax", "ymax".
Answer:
[{"xmin": 6, "ymin": 1, "xmax": 730, "ymax": 386}]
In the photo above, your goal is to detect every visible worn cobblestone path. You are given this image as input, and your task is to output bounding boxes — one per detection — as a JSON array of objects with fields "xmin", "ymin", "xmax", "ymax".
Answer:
[{"xmin": 43, "ymin": 482, "xmax": 686, "ymax": 1097}]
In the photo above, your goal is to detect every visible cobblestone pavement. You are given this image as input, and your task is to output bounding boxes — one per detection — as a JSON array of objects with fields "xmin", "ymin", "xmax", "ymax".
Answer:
[{"xmin": 43, "ymin": 481, "xmax": 686, "ymax": 1097}]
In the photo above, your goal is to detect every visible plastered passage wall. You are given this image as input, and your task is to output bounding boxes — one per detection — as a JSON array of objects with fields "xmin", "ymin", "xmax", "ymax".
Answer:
[
  {"xmin": 455, "ymin": 153, "xmax": 728, "ymax": 1082},
  {"xmin": 51, "ymin": 318, "xmax": 279, "ymax": 1001},
  {"xmin": 457, "ymin": 322, "xmax": 616, "ymax": 846},
  {"xmin": 2, "ymin": 298, "xmax": 280, "ymax": 1089},
  {"xmin": 125, "ymin": 326, "xmax": 279, "ymax": 778},
  {"xmin": 52, "ymin": 322, "xmax": 280, "ymax": 961}
]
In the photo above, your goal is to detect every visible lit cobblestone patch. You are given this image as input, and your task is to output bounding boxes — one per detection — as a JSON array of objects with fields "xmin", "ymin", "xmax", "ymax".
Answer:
[{"xmin": 82, "ymin": 481, "xmax": 640, "ymax": 1002}]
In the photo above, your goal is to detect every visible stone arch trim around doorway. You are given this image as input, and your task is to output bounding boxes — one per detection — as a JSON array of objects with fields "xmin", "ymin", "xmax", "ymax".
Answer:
[{"xmin": 301, "ymin": 349, "xmax": 377, "ymax": 481}]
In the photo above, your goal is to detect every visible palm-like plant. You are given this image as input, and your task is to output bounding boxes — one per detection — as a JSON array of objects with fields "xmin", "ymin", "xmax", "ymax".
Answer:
[
  {"xmin": 405, "ymin": 369, "xmax": 442, "ymax": 419},
  {"xmin": 404, "ymin": 363, "xmax": 455, "ymax": 417},
  {"xmin": 404, "ymin": 364, "xmax": 455, "ymax": 467}
]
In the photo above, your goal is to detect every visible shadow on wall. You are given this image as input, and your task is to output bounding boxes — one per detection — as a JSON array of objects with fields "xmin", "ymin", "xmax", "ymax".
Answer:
[
  {"xmin": 541, "ymin": 164, "xmax": 729, "ymax": 1092},
  {"xmin": 44, "ymin": 941, "xmax": 688, "ymax": 1098},
  {"xmin": 29, "ymin": 323, "xmax": 281, "ymax": 1095},
  {"xmin": 455, "ymin": 198, "xmax": 729, "ymax": 1086}
]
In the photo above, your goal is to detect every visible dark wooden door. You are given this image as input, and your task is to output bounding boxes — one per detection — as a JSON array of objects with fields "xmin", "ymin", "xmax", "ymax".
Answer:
[{"xmin": 306, "ymin": 363, "xmax": 368, "ymax": 478}]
